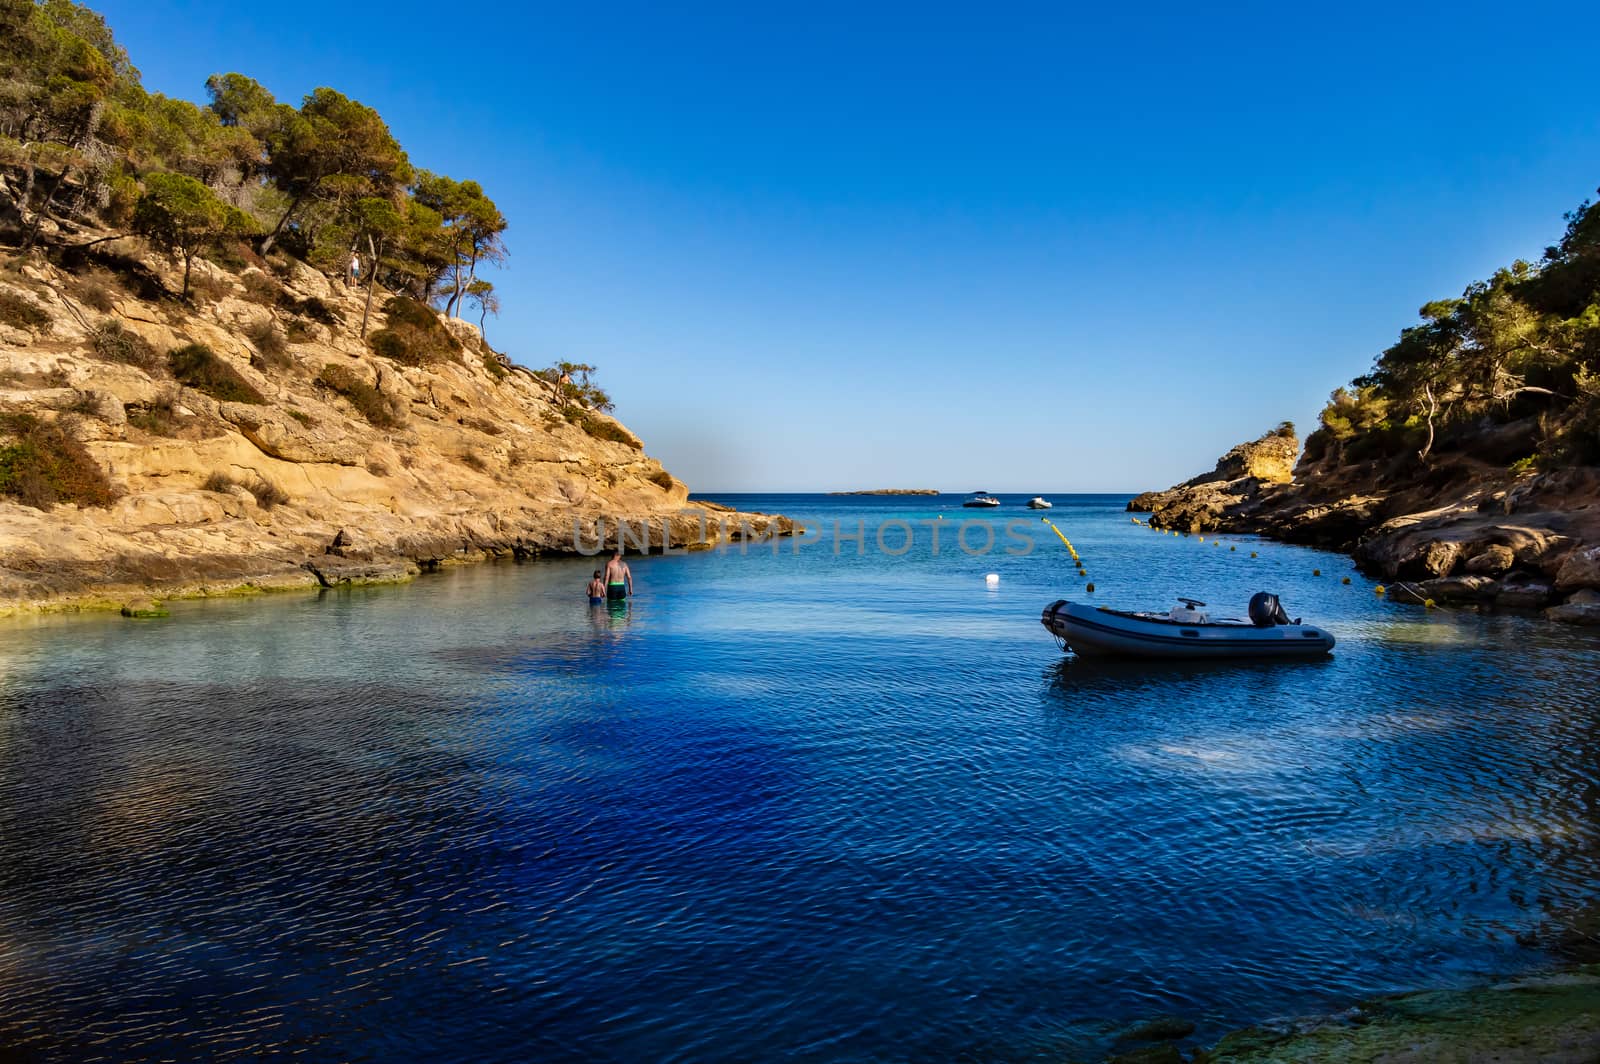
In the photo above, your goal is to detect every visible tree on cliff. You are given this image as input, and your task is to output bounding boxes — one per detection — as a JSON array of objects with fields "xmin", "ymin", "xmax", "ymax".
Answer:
[
  {"xmin": 259, "ymin": 87, "xmax": 409, "ymax": 254},
  {"xmin": 132, "ymin": 171, "xmax": 255, "ymax": 298},
  {"xmin": 411, "ymin": 172, "xmax": 507, "ymax": 318},
  {"xmin": 464, "ymin": 279, "xmax": 499, "ymax": 338},
  {"xmin": 1307, "ymin": 188, "xmax": 1600, "ymax": 471}
]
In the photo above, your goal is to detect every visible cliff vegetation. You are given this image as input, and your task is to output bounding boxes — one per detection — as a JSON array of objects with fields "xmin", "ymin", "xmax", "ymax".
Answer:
[{"xmin": 0, "ymin": 0, "xmax": 788, "ymax": 613}]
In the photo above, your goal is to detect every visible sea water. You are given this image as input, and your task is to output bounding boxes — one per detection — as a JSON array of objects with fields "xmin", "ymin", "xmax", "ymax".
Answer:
[{"xmin": 0, "ymin": 494, "xmax": 1596, "ymax": 1060}]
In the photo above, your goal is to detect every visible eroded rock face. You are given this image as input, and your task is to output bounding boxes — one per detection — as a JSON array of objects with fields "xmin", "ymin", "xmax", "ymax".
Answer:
[
  {"xmin": 1127, "ymin": 427, "xmax": 1299, "ymax": 533},
  {"xmin": 0, "ymin": 253, "xmax": 789, "ymax": 613}
]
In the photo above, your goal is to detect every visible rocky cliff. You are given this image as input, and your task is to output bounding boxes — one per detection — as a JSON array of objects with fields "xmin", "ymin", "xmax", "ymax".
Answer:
[
  {"xmin": 1126, "ymin": 425, "xmax": 1298, "ymax": 533},
  {"xmin": 0, "ymin": 238, "xmax": 790, "ymax": 615},
  {"xmin": 1130, "ymin": 427, "xmax": 1600, "ymax": 625}
]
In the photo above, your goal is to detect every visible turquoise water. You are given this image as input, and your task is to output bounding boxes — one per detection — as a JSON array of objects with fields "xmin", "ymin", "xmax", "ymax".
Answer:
[{"xmin": 1, "ymin": 493, "xmax": 1596, "ymax": 1061}]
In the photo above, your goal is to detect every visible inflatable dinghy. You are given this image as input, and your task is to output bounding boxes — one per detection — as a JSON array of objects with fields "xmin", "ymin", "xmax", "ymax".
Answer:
[{"xmin": 1041, "ymin": 595, "xmax": 1335, "ymax": 660}]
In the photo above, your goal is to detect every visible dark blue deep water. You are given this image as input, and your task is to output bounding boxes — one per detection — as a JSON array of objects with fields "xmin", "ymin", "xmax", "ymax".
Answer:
[{"xmin": 1, "ymin": 494, "xmax": 1597, "ymax": 1061}]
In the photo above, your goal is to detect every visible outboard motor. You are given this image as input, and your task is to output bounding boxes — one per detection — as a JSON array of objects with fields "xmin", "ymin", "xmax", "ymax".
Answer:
[{"xmin": 1249, "ymin": 591, "xmax": 1295, "ymax": 627}]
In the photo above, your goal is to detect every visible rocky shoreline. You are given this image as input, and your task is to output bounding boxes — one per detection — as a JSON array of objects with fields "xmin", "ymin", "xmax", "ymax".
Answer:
[
  {"xmin": 0, "ymin": 234, "xmax": 792, "ymax": 617},
  {"xmin": 1129, "ymin": 427, "xmax": 1600, "ymax": 626},
  {"xmin": 1067, "ymin": 964, "xmax": 1600, "ymax": 1063}
]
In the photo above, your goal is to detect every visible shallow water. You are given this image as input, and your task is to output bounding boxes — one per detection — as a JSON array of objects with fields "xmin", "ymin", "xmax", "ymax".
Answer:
[{"xmin": 1, "ymin": 494, "xmax": 1596, "ymax": 1061}]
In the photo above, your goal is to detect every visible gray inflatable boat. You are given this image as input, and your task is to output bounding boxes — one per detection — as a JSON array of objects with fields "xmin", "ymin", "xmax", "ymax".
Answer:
[{"xmin": 1041, "ymin": 595, "xmax": 1335, "ymax": 660}]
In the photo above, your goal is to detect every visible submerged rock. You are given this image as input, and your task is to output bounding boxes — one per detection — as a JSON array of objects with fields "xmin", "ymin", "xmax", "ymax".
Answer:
[
  {"xmin": 1194, "ymin": 965, "xmax": 1600, "ymax": 1063},
  {"xmin": 119, "ymin": 598, "xmax": 168, "ymax": 618},
  {"xmin": 1119, "ymin": 1015, "xmax": 1197, "ymax": 1042}
]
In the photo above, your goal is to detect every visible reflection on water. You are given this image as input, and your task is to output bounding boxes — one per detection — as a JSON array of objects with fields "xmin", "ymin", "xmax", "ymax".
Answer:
[{"xmin": 0, "ymin": 494, "xmax": 1596, "ymax": 1062}]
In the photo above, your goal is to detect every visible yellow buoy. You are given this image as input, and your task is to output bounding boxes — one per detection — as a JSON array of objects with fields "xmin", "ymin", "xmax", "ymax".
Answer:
[
  {"xmin": 1375, "ymin": 585, "xmax": 1386, "ymax": 595},
  {"xmin": 1230, "ymin": 546, "xmax": 1236, "ymax": 551},
  {"xmin": 1085, "ymin": 583, "xmax": 1095, "ymax": 593},
  {"xmin": 1250, "ymin": 551, "xmax": 1257, "ymax": 558},
  {"xmin": 1312, "ymin": 569, "xmax": 1321, "ymax": 576},
  {"xmin": 1342, "ymin": 576, "xmax": 1351, "ymax": 585},
  {"xmin": 1424, "ymin": 598, "xmax": 1437, "ymax": 609}
]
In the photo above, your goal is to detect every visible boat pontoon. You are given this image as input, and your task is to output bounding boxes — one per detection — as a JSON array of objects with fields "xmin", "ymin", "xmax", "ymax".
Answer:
[{"xmin": 1041, "ymin": 594, "xmax": 1335, "ymax": 660}]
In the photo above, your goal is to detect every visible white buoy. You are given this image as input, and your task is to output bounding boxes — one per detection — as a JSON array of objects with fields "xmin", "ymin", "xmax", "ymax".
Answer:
[{"xmin": 985, "ymin": 573, "xmax": 1000, "ymax": 585}]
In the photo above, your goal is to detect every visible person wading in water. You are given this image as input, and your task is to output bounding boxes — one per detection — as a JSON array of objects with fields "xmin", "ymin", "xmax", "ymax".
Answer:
[{"xmin": 603, "ymin": 550, "xmax": 633, "ymax": 602}]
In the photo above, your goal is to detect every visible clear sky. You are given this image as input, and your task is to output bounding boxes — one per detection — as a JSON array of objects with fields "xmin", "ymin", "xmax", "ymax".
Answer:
[{"xmin": 94, "ymin": 0, "xmax": 1600, "ymax": 492}]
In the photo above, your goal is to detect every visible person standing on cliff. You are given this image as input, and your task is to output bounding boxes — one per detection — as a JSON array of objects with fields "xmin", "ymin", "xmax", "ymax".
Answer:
[
  {"xmin": 604, "ymin": 549, "xmax": 633, "ymax": 601},
  {"xmin": 347, "ymin": 253, "xmax": 361, "ymax": 287}
]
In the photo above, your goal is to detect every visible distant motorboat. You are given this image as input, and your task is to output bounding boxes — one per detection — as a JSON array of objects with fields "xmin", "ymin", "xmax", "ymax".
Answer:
[
  {"xmin": 1041, "ymin": 595, "xmax": 1335, "ymax": 660},
  {"xmin": 963, "ymin": 492, "xmax": 1001, "ymax": 508},
  {"xmin": 1026, "ymin": 496, "xmax": 1052, "ymax": 509}
]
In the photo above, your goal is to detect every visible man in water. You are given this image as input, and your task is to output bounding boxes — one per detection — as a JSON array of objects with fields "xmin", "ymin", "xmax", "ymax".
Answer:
[
  {"xmin": 603, "ymin": 549, "xmax": 633, "ymax": 601},
  {"xmin": 586, "ymin": 570, "xmax": 606, "ymax": 604}
]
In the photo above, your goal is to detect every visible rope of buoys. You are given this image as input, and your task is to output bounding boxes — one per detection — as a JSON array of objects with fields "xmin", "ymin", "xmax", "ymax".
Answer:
[{"xmin": 1040, "ymin": 517, "xmax": 1080, "ymax": 563}]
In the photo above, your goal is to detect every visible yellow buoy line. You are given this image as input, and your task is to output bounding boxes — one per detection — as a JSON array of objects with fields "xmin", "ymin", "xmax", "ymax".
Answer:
[
  {"xmin": 1041, "ymin": 516, "xmax": 1095, "ymax": 591},
  {"xmin": 1126, "ymin": 513, "xmax": 1396, "ymax": 593}
]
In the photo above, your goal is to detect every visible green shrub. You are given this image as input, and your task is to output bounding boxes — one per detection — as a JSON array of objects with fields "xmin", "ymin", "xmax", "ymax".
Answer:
[
  {"xmin": 318, "ymin": 364, "xmax": 403, "ymax": 428},
  {"xmin": 279, "ymin": 293, "xmax": 341, "ymax": 325},
  {"xmin": 0, "ymin": 413, "xmax": 115, "ymax": 510},
  {"xmin": 241, "ymin": 272, "xmax": 281, "ymax": 305},
  {"xmin": 368, "ymin": 296, "xmax": 461, "ymax": 367},
  {"xmin": 481, "ymin": 351, "xmax": 508, "ymax": 381},
  {"xmin": 188, "ymin": 271, "xmax": 230, "ymax": 304},
  {"xmin": 76, "ymin": 274, "xmax": 118, "ymax": 313},
  {"xmin": 245, "ymin": 319, "xmax": 291, "ymax": 370},
  {"xmin": 286, "ymin": 408, "xmax": 313, "ymax": 425},
  {"xmin": 245, "ymin": 475, "xmax": 289, "ymax": 509},
  {"xmin": 202, "ymin": 470, "xmax": 236, "ymax": 493},
  {"xmin": 649, "ymin": 469, "xmax": 675, "ymax": 490},
  {"xmin": 126, "ymin": 388, "xmax": 184, "ymax": 436},
  {"xmin": 90, "ymin": 319, "xmax": 161, "ymax": 372},
  {"xmin": 575, "ymin": 409, "xmax": 641, "ymax": 449},
  {"xmin": 0, "ymin": 291, "xmax": 50, "ymax": 330},
  {"xmin": 169, "ymin": 344, "xmax": 266, "ymax": 404}
]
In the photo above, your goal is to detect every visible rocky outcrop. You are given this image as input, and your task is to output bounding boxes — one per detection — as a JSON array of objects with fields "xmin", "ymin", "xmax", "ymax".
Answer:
[
  {"xmin": 0, "ymin": 242, "xmax": 792, "ymax": 615},
  {"xmin": 1130, "ymin": 424, "xmax": 1600, "ymax": 625},
  {"xmin": 1194, "ymin": 965, "xmax": 1600, "ymax": 1063},
  {"xmin": 1127, "ymin": 426, "xmax": 1298, "ymax": 533}
]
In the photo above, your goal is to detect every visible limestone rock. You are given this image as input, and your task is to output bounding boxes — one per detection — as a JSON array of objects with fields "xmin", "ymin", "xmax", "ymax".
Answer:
[
  {"xmin": 219, "ymin": 402, "xmax": 366, "ymax": 466},
  {"xmin": 302, "ymin": 556, "xmax": 420, "ymax": 588},
  {"xmin": 1554, "ymin": 546, "xmax": 1600, "ymax": 591},
  {"xmin": 1415, "ymin": 575, "xmax": 1498, "ymax": 603},
  {"xmin": 1395, "ymin": 539, "xmax": 1464, "ymax": 580},
  {"xmin": 1464, "ymin": 543, "xmax": 1516, "ymax": 575},
  {"xmin": 1128, "ymin": 426, "xmax": 1298, "ymax": 533},
  {"xmin": 1547, "ymin": 589, "xmax": 1600, "ymax": 626},
  {"xmin": 1495, "ymin": 579, "xmax": 1556, "ymax": 610}
]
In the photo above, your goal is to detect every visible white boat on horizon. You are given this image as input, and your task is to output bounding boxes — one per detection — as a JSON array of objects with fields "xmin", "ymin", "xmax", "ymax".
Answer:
[
  {"xmin": 963, "ymin": 492, "xmax": 1001, "ymax": 508},
  {"xmin": 1026, "ymin": 496, "xmax": 1053, "ymax": 509},
  {"xmin": 1041, "ymin": 595, "xmax": 1336, "ymax": 660}
]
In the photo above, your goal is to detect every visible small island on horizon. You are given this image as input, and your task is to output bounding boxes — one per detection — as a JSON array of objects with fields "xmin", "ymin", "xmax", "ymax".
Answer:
[{"xmin": 826, "ymin": 489, "xmax": 940, "ymax": 496}]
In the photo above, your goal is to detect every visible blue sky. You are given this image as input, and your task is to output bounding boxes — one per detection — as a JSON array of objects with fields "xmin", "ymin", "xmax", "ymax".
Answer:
[{"xmin": 96, "ymin": 1, "xmax": 1600, "ymax": 491}]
